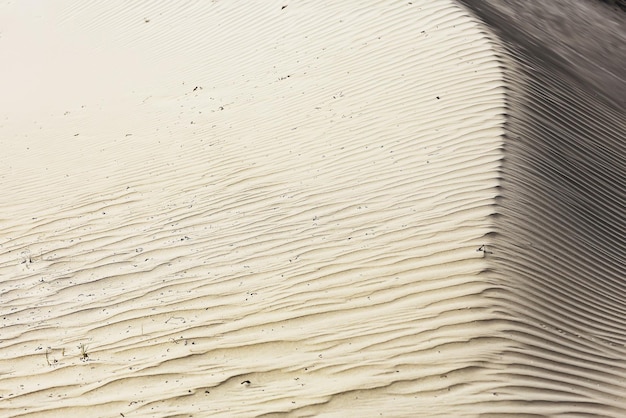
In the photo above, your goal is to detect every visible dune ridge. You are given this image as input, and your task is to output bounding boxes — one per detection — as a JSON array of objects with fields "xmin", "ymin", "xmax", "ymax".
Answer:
[{"xmin": 459, "ymin": 1, "xmax": 626, "ymax": 416}]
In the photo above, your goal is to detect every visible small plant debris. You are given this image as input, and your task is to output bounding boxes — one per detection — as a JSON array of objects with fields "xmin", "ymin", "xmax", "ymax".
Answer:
[{"xmin": 78, "ymin": 343, "xmax": 89, "ymax": 361}]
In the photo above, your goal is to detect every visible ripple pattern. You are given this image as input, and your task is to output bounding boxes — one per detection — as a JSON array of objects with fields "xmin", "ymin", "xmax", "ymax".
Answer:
[
  {"xmin": 0, "ymin": 1, "xmax": 508, "ymax": 416},
  {"xmin": 460, "ymin": 0, "xmax": 626, "ymax": 416}
]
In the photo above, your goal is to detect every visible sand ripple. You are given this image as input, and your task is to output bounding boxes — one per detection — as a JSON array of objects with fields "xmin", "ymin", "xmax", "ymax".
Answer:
[{"xmin": 0, "ymin": 0, "xmax": 623, "ymax": 416}]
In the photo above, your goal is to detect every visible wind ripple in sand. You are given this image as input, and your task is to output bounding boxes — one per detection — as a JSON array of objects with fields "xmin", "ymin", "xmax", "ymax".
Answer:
[
  {"xmin": 460, "ymin": 0, "xmax": 626, "ymax": 416},
  {"xmin": 1, "ymin": 1, "xmax": 506, "ymax": 416},
  {"xmin": 1, "ymin": 0, "xmax": 624, "ymax": 417}
]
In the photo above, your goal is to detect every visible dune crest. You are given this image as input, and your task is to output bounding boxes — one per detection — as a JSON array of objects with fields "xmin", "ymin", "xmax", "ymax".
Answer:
[{"xmin": 460, "ymin": 0, "xmax": 626, "ymax": 416}]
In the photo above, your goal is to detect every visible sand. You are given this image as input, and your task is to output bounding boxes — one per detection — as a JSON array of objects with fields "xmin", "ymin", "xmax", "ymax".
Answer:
[{"xmin": 0, "ymin": 0, "xmax": 624, "ymax": 417}]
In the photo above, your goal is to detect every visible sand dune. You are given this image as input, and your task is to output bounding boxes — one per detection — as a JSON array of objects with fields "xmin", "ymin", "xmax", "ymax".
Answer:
[{"xmin": 0, "ymin": 0, "xmax": 624, "ymax": 417}]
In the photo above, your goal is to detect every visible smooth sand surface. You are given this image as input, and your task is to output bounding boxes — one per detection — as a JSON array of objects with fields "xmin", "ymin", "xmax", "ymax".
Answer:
[{"xmin": 0, "ymin": 0, "xmax": 624, "ymax": 417}]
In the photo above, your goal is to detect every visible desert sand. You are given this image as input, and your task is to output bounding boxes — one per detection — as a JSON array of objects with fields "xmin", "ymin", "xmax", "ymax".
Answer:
[{"xmin": 0, "ymin": 0, "xmax": 624, "ymax": 417}]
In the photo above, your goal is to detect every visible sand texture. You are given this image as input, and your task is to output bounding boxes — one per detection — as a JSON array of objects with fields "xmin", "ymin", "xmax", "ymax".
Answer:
[{"xmin": 0, "ymin": 0, "xmax": 624, "ymax": 417}]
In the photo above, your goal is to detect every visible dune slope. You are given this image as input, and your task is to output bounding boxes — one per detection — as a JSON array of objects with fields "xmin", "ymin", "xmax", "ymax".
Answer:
[
  {"xmin": 1, "ymin": 0, "xmax": 624, "ymax": 417},
  {"xmin": 1, "ymin": 1, "xmax": 508, "ymax": 417}
]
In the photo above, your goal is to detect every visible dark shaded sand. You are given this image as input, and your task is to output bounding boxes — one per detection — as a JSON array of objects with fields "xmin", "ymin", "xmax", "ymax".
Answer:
[{"xmin": 460, "ymin": 0, "xmax": 626, "ymax": 416}]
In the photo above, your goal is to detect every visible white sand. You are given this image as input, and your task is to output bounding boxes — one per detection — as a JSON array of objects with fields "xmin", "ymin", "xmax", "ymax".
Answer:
[{"xmin": 1, "ymin": 0, "xmax": 624, "ymax": 417}]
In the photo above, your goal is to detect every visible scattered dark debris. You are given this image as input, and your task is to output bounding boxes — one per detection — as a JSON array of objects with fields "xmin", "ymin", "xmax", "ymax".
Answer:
[{"xmin": 477, "ymin": 245, "xmax": 493, "ymax": 254}]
